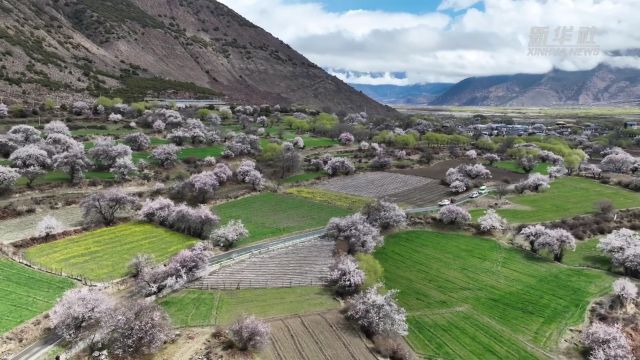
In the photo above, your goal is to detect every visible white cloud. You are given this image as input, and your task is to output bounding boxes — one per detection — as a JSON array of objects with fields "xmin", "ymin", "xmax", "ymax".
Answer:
[{"xmin": 219, "ymin": 0, "xmax": 640, "ymax": 85}]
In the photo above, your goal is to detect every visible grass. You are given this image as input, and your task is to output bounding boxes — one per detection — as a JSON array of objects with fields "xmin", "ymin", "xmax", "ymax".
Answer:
[
  {"xmin": 494, "ymin": 160, "xmax": 550, "ymax": 174},
  {"xmin": 375, "ymin": 230, "xmax": 614, "ymax": 359},
  {"xmin": 285, "ymin": 187, "xmax": 373, "ymax": 211},
  {"xmin": 178, "ymin": 145, "xmax": 224, "ymax": 160},
  {"xmin": 213, "ymin": 193, "xmax": 351, "ymax": 247},
  {"xmin": 298, "ymin": 136, "xmax": 338, "ymax": 149},
  {"xmin": 497, "ymin": 177, "xmax": 640, "ymax": 223},
  {"xmin": 24, "ymin": 223, "xmax": 198, "ymax": 281},
  {"xmin": 158, "ymin": 287, "xmax": 339, "ymax": 327},
  {"xmin": 278, "ymin": 171, "xmax": 324, "ymax": 184},
  {"xmin": 563, "ymin": 239, "xmax": 611, "ymax": 271},
  {"xmin": 0, "ymin": 258, "xmax": 75, "ymax": 334},
  {"xmin": 16, "ymin": 170, "xmax": 113, "ymax": 186}
]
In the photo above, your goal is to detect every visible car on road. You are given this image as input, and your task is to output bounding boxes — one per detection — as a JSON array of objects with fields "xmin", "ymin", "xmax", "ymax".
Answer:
[
  {"xmin": 438, "ymin": 199, "xmax": 451, "ymax": 206},
  {"xmin": 478, "ymin": 185, "xmax": 488, "ymax": 194},
  {"xmin": 470, "ymin": 191, "xmax": 480, "ymax": 198}
]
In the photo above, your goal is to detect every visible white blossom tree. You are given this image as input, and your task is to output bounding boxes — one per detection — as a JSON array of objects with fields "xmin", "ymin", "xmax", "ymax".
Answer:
[
  {"xmin": 438, "ymin": 205, "xmax": 471, "ymax": 225},
  {"xmin": 612, "ymin": 278, "xmax": 637, "ymax": 308},
  {"xmin": 88, "ymin": 137, "xmax": 132, "ymax": 169},
  {"xmin": 36, "ymin": 215, "xmax": 63, "ymax": 238},
  {"xmin": 110, "ymin": 157, "xmax": 137, "ymax": 182},
  {"xmin": 478, "ymin": 209, "xmax": 507, "ymax": 233},
  {"xmin": 53, "ymin": 145, "xmax": 92, "ymax": 185},
  {"xmin": 44, "ymin": 133, "xmax": 79, "ymax": 155},
  {"xmin": 324, "ymin": 157, "xmax": 355, "ymax": 176},
  {"xmin": 449, "ymin": 180, "xmax": 467, "ymax": 193},
  {"xmin": 339, "ymin": 132, "xmax": 355, "ymax": 145},
  {"xmin": 519, "ymin": 224, "xmax": 549, "ymax": 253},
  {"xmin": 0, "ymin": 165, "xmax": 20, "ymax": 194},
  {"xmin": 211, "ymin": 220, "xmax": 249, "ymax": 248},
  {"xmin": 582, "ymin": 322, "xmax": 633, "ymax": 360},
  {"xmin": 152, "ymin": 144, "xmax": 179, "ymax": 168},
  {"xmin": 362, "ymin": 200, "xmax": 407, "ymax": 230},
  {"xmin": 139, "ymin": 197, "xmax": 175, "ymax": 226},
  {"xmin": 152, "ymin": 120, "xmax": 166, "ymax": 133},
  {"xmin": 108, "ymin": 113, "xmax": 123, "ymax": 122},
  {"xmin": 534, "ymin": 228, "xmax": 576, "ymax": 262},
  {"xmin": 328, "ymin": 255, "xmax": 365, "ymax": 296},
  {"xmin": 123, "ymin": 132, "xmax": 151, "ymax": 151},
  {"xmin": 50, "ymin": 288, "xmax": 114, "ymax": 343},
  {"xmin": 80, "ymin": 189, "xmax": 138, "ymax": 226},
  {"xmin": 548, "ymin": 165, "xmax": 568, "ymax": 179},
  {"xmin": 44, "ymin": 120, "xmax": 71, "ymax": 136},
  {"xmin": 9, "ymin": 144, "xmax": 51, "ymax": 186},
  {"xmin": 514, "ymin": 173, "xmax": 550, "ymax": 193},
  {"xmin": 229, "ymin": 315, "xmax": 271, "ymax": 352},
  {"xmin": 7, "ymin": 125, "xmax": 41, "ymax": 146},
  {"xmin": 601, "ymin": 150, "xmax": 635, "ymax": 174},
  {"xmin": 292, "ymin": 136, "xmax": 305, "ymax": 149},
  {"xmin": 71, "ymin": 101, "xmax": 89, "ymax": 115},
  {"xmin": 465, "ymin": 149, "xmax": 477, "ymax": 160},
  {"xmin": 0, "ymin": 103, "xmax": 7, "ymax": 118},
  {"xmin": 599, "ymin": 229, "xmax": 640, "ymax": 276},
  {"xmin": 326, "ymin": 213, "xmax": 383, "ymax": 254},
  {"xmin": 483, "ymin": 153, "xmax": 500, "ymax": 165},
  {"xmin": 347, "ymin": 285, "xmax": 408, "ymax": 337}
]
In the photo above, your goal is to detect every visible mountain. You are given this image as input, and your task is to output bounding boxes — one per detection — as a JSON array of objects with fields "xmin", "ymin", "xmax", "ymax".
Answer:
[
  {"xmin": 0, "ymin": 0, "xmax": 396, "ymax": 117},
  {"xmin": 350, "ymin": 83, "xmax": 453, "ymax": 105},
  {"xmin": 431, "ymin": 64, "xmax": 640, "ymax": 106}
]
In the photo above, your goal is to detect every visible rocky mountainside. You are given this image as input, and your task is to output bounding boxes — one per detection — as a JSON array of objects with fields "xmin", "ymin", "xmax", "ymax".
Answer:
[
  {"xmin": 350, "ymin": 83, "xmax": 453, "ymax": 105},
  {"xmin": 431, "ymin": 64, "xmax": 640, "ymax": 106},
  {"xmin": 0, "ymin": 0, "xmax": 396, "ymax": 117}
]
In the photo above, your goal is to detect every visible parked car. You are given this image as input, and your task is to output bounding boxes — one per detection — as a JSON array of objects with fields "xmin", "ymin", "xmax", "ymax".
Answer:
[
  {"xmin": 470, "ymin": 191, "xmax": 480, "ymax": 198},
  {"xmin": 478, "ymin": 185, "xmax": 488, "ymax": 194},
  {"xmin": 438, "ymin": 199, "xmax": 451, "ymax": 206}
]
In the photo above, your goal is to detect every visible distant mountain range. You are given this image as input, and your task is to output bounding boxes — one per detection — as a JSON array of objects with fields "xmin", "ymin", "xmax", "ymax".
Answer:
[
  {"xmin": 350, "ymin": 83, "xmax": 453, "ymax": 105},
  {"xmin": 351, "ymin": 63, "xmax": 640, "ymax": 107}
]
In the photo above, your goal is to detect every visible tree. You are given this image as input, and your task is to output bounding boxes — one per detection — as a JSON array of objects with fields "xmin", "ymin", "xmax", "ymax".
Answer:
[
  {"xmin": 438, "ymin": 205, "xmax": 471, "ymax": 225},
  {"xmin": 104, "ymin": 300, "xmax": 171, "ymax": 358},
  {"xmin": 211, "ymin": 220, "xmax": 249, "ymax": 248},
  {"xmin": 598, "ymin": 229, "xmax": 640, "ymax": 276},
  {"xmin": 229, "ymin": 316, "xmax": 270, "ymax": 352},
  {"xmin": 50, "ymin": 288, "xmax": 114, "ymax": 343},
  {"xmin": 534, "ymin": 228, "xmax": 576, "ymax": 262},
  {"xmin": 582, "ymin": 322, "xmax": 633, "ymax": 360},
  {"xmin": 612, "ymin": 278, "xmax": 637, "ymax": 308},
  {"xmin": 0, "ymin": 103, "xmax": 7, "ymax": 118},
  {"xmin": 168, "ymin": 204, "xmax": 219, "ymax": 239},
  {"xmin": 483, "ymin": 153, "xmax": 500, "ymax": 165},
  {"xmin": 478, "ymin": 209, "xmax": 506, "ymax": 233},
  {"xmin": 601, "ymin": 150, "xmax": 635, "ymax": 174},
  {"xmin": 326, "ymin": 213, "xmax": 383, "ymax": 254},
  {"xmin": 110, "ymin": 157, "xmax": 137, "ymax": 182},
  {"xmin": 518, "ymin": 155, "xmax": 538, "ymax": 173},
  {"xmin": 581, "ymin": 164, "xmax": 603, "ymax": 179},
  {"xmin": 123, "ymin": 132, "xmax": 151, "ymax": 151},
  {"xmin": 37, "ymin": 215, "xmax": 63, "ymax": 238},
  {"xmin": 548, "ymin": 165, "xmax": 568, "ymax": 179},
  {"xmin": 362, "ymin": 201, "xmax": 407, "ymax": 230},
  {"xmin": 519, "ymin": 224, "xmax": 547, "ymax": 253},
  {"xmin": 292, "ymin": 136, "xmax": 305, "ymax": 149},
  {"xmin": 325, "ymin": 157, "xmax": 355, "ymax": 176},
  {"xmin": 449, "ymin": 180, "xmax": 467, "ymax": 193},
  {"xmin": 328, "ymin": 255, "xmax": 365, "ymax": 296},
  {"xmin": 152, "ymin": 144, "xmax": 179, "ymax": 168},
  {"xmin": 7, "ymin": 125, "xmax": 41, "ymax": 145},
  {"xmin": 538, "ymin": 150, "xmax": 564, "ymax": 165},
  {"xmin": 339, "ymin": 132, "xmax": 355, "ymax": 145},
  {"xmin": 108, "ymin": 113, "xmax": 123, "ymax": 122},
  {"xmin": 347, "ymin": 285, "xmax": 408, "ymax": 337},
  {"xmin": 80, "ymin": 189, "xmax": 138, "ymax": 227},
  {"xmin": 9, "ymin": 144, "xmax": 51, "ymax": 186},
  {"xmin": 45, "ymin": 133, "xmax": 79, "ymax": 155},
  {"xmin": 174, "ymin": 171, "xmax": 220, "ymax": 203},
  {"xmin": 44, "ymin": 120, "xmax": 71, "ymax": 137},
  {"xmin": 465, "ymin": 149, "xmax": 477, "ymax": 160},
  {"xmin": 213, "ymin": 163, "xmax": 233, "ymax": 183},
  {"xmin": 71, "ymin": 101, "xmax": 89, "ymax": 115},
  {"xmin": 236, "ymin": 160, "xmax": 265, "ymax": 190},
  {"xmin": 152, "ymin": 120, "xmax": 166, "ymax": 133},
  {"xmin": 461, "ymin": 164, "xmax": 491, "ymax": 179},
  {"xmin": 53, "ymin": 146, "xmax": 92, "ymax": 185},
  {"xmin": 0, "ymin": 166, "xmax": 20, "ymax": 194},
  {"xmin": 88, "ymin": 137, "xmax": 132, "ymax": 169},
  {"xmin": 139, "ymin": 197, "xmax": 175, "ymax": 226},
  {"xmin": 514, "ymin": 173, "xmax": 550, "ymax": 193}
]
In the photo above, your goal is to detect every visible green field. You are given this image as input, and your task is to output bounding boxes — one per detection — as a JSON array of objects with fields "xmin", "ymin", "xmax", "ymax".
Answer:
[
  {"xmin": 279, "ymin": 171, "xmax": 325, "ymax": 184},
  {"xmin": 178, "ymin": 145, "xmax": 224, "ymax": 160},
  {"xmin": 563, "ymin": 239, "xmax": 611, "ymax": 271},
  {"xmin": 16, "ymin": 170, "xmax": 114, "ymax": 186},
  {"xmin": 375, "ymin": 231, "xmax": 613, "ymax": 359},
  {"xmin": 296, "ymin": 136, "xmax": 338, "ymax": 149},
  {"xmin": 494, "ymin": 160, "xmax": 550, "ymax": 174},
  {"xmin": 214, "ymin": 193, "xmax": 351, "ymax": 247},
  {"xmin": 25, "ymin": 223, "xmax": 198, "ymax": 281},
  {"xmin": 159, "ymin": 287, "xmax": 339, "ymax": 327},
  {"xmin": 0, "ymin": 258, "xmax": 75, "ymax": 334},
  {"xmin": 496, "ymin": 177, "xmax": 640, "ymax": 223}
]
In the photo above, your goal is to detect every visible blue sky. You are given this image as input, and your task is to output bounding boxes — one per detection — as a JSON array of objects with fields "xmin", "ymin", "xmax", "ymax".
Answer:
[{"xmin": 288, "ymin": 0, "xmax": 483, "ymax": 13}]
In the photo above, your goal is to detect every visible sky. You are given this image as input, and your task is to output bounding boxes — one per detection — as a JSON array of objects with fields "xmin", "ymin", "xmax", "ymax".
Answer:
[{"xmin": 219, "ymin": 0, "xmax": 640, "ymax": 85}]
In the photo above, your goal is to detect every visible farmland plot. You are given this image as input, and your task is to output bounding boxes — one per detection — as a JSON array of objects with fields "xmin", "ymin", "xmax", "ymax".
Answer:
[
  {"xmin": 190, "ymin": 239, "xmax": 334, "ymax": 290},
  {"xmin": 0, "ymin": 206, "xmax": 82, "ymax": 244},
  {"xmin": 264, "ymin": 311, "xmax": 377, "ymax": 360},
  {"xmin": 0, "ymin": 258, "xmax": 75, "ymax": 334},
  {"xmin": 376, "ymin": 231, "xmax": 613, "ymax": 359}
]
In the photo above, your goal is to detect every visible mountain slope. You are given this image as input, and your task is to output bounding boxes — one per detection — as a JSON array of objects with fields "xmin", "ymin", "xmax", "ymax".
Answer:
[
  {"xmin": 0, "ymin": 0, "xmax": 396, "ymax": 117},
  {"xmin": 431, "ymin": 64, "xmax": 640, "ymax": 106},
  {"xmin": 350, "ymin": 83, "xmax": 453, "ymax": 105}
]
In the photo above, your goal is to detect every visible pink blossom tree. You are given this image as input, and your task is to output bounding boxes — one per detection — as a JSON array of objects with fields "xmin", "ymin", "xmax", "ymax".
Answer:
[
  {"xmin": 110, "ymin": 157, "xmax": 137, "ymax": 182},
  {"xmin": 533, "ymin": 228, "xmax": 576, "ymax": 262},
  {"xmin": 598, "ymin": 229, "xmax": 640, "ymax": 276},
  {"xmin": 50, "ymin": 288, "xmax": 114, "ymax": 343},
  {"xmin": 347, "ymin": 285, "xmax": 408, "ymax": 337},
  {"xmin": 324, "ymin": 157, "xmax": 355, "ymax": 176},
  {"xmin": 483, "ymin": 153, "xmax": 500, "ymax": 165},
  {"xmin": 53, "ymin": 146, "xmax": 92, "ymax": 185},
  {"xmin": 478, "ymin": 209, "xmax": 507, "ymax": 233},
  {"xmin": 438, "ymin": 205, "xmax": 471, "ymax": 225},
  {"xmin": 582, "ymin": 322, "xmax": 633, "ymax": 360},
  {"xmin": 9, "ymin": 144, "xmax": 51, "ymax": 186},
  {"xmin": 211, "ymin": 219, "xmax": 249, "ymax": 248},
  {"xmin": 362, "ymin": 200, "xmax": 407, "ymax": 230},
  {"xmin": 123, "ymin": 132, "xmax": 151, "ymax": 151},
  {"xmin": 152, "ymin": 144, "xmax": 179, "ymax": 168},
  {"xmin": 139, "ymin": 197, "xmax": 175, "ymax": 226},
  {"xmin": 601, "ymin": 150, "xmax": 635, "ymax": 174},
  {"xmin": 465, "ymin": 149, "xmax": 477, "ymax": 160},
  {"xmin": 44, "ymin": 120, "xmax": 71, "ymax": 137},
  {"xmin": 88, "ymin": 137, "xmax": 132, "ymax": 169},
  {"xmin": 339, "ymin": 132, "xmax": 355, "ymax": 145},
  {"xmin": 514, "ymin": 173, "xmax": 550, "ymax": 193},
  {"xmin": 80, "ymin": 189, "xmax": 138, "ymax": 226},
  {"xmin": 229, "ymin": 315, "xmax": 271, "ymax": 351},
  {"xmin": 519, "ymin": 224, "xmax": 549, "ymax": 253},
  {"xmin": 328, "ymin": 255, "xmax": 365, "ymax": 296},
  {"xmin": 449, "ymin": 180, "xmax": 467, "ymax": 193},
  {"xmin": 326, "ymin": 213, "xmax": 383, "ymax": 254},
  {"xmin": 168, "ymin": 204, "xmax": 219, "ymax": 239}
]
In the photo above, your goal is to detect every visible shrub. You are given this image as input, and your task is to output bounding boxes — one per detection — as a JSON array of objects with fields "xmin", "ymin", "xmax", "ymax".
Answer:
[
  {"xmin": 347, "ymin": 285, "xmax": 408, "ymax": 337},
  {"xmin": 210, "ymin": 220, "xmax": 249, "ymax": 248},
  {"xmin": 328, "ymin": 255, "xmax": 365, "ymax": 296},
  {"xmin": 438, "ymin": 205, "xmax": 471, "ymax": 225},
  {"xmin": 229, "ymin": 316, "xmax": 270, "ymax": 352},
  {"xmin": 326, "ymin": 213, "xmax": 383, "ymax": 254}
]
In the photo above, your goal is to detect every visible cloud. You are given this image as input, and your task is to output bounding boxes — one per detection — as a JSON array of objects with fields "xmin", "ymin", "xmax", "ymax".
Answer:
[{"xmin": 219, "ymin": 0, "xmax": 640, "ymax": 85}]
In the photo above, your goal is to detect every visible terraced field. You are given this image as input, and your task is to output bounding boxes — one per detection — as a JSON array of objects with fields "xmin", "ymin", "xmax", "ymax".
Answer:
[
  {"xmin": 264, "ymin": 311, "xmax": 377, "ymax": 360},
  {"xmin": 24, "ymin": 223, "xmax": 198, "ymax": 281},
  {"xmin": 191, "ymin": 238, "xmax": 334, "ymax": 290},
  {"xmin": 0, "ymin": 206, "xmax": 82, "ymax": 244},
  {"xmin": 386, "ymin": 180, "xmax": 451, "ymax": 207},
  {"xmin": 214, "ymin": 193, "xmax": 351, "ymax": 247},
  {"xmin": 159, "ymin": 287, "xmax": 339, "ymax": 327},
  {"xmin": 375, "ymin": 231, "xmax": 614, "ymax": 359},
  {"xmin": 0, "ymin": 258, "xmax": 75, "ymax": 334},
  {"xmin": 315, "ymin": 172, "xmax": 429, "ymax": 198}
]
